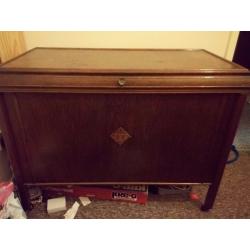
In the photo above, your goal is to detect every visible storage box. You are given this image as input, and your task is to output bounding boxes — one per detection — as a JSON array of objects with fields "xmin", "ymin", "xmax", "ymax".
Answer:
[{"xmin": 42, "ymin": 185, "xmax": 148, "ymax": 204}]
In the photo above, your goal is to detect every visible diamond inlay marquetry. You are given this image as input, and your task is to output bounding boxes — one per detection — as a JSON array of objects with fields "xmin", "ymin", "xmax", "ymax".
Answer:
[{"xmin": 110, "ymin": 127, "xmax": 131, "ymax": 145}]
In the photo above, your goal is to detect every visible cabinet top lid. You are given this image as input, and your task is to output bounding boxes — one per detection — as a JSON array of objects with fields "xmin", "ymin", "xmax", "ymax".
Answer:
[{"xmin": 0, "ymin": 47, "xmax": 248, "ymax": 75}]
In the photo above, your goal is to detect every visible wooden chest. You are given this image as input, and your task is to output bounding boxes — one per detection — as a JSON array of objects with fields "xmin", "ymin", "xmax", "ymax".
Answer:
[{"xmin": 0, "ymin": 48, "xmax": 249, "ymax": 211}]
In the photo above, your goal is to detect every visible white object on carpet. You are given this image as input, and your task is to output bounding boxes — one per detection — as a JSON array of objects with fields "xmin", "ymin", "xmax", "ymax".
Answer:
[
  {"xmin": 64, "ymin": 201, "xmax": 80, "ymax": 219},
  {"xmin": 47, "ymin": 197, "xmax": 66, "ymax": 214},
  {"xmin": 79, "ymin": 197, "xmax": 91, "ymax": 206}
]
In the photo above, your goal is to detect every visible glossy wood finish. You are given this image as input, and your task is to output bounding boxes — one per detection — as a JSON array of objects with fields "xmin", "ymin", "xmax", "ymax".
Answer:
[
  {"xmin": 0, "ymin": 48, "xmax": 249, "ymax": 211},
  {"xmin": 0, "ymin": 48, "xmax": 246, "ymax": 74},
  {"xmin": 0, "ymin": 74, "xmax": 250, "ymax": 93},
  {"xmin": 4, "ymin": 92, "xmax": 238, "ymax": 184}
]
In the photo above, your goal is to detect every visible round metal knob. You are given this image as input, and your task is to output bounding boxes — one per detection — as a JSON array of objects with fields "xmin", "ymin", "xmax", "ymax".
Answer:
[{"xmin": 118, "ymin": 78, "xmax": 126, "ymax": 86}]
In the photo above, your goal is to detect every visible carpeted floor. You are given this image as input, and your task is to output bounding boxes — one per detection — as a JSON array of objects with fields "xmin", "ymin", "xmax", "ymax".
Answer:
[
  {"xmin": 27, "ymin": 151, "xmax": 250, "ymax": 219},
  {"xmin": 234, "ymin": 101, "xmax": 250, "ymax": 151}
]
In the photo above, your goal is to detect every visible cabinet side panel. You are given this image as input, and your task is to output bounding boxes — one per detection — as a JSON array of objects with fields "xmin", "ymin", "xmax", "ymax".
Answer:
[
  {"xmin": 3, "ymin": 93, "xmax": 34, "ymax": 182},
  {"xmin": 0, "ymin": 94, "xmax": 22, "ymax": 181}
]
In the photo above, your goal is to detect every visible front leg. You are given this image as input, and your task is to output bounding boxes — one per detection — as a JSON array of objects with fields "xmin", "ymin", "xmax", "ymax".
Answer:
[
  {"xmin": 16, "ymin": 183, "xmax": 31, "ymax": 211},
  {"xmin": 200, "ymin": 183, "xmax": 220, "ymax": 211}
]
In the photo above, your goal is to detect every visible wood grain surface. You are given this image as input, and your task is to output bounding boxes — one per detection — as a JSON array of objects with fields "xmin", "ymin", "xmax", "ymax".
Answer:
[
  {"xmin": 4, "ymin": 92, "xmax": 239, "ymax": 184},
  {"xmin": 0, "ymin": 47, "xmax": 247, "ymax": 73}
]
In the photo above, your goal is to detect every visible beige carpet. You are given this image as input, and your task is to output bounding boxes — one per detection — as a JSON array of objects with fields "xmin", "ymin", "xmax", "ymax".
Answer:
[
  {"xmin": 234, "ymin": 101, "xmax": 250, "ymax": 151},
  {"xmin": 27, "ymin": 151, "xmax": 250, "ymax": 219}
]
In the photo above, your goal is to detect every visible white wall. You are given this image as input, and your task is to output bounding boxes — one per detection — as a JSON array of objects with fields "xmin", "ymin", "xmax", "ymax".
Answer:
[{"xmin": 24, "ymin": 31, "xmax": 239, "ymax": 60}]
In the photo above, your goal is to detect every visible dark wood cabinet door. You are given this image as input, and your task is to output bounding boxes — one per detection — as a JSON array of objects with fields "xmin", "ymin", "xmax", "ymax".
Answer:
[{"xmin": 5, "ymin": 92, "xmax": 238, "ymax": 184}]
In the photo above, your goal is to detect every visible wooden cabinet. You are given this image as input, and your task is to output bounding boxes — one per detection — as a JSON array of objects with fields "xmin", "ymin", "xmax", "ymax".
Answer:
[{"xmin": 0, "ymin": 48, "xmax": 249, "ymax": 211}]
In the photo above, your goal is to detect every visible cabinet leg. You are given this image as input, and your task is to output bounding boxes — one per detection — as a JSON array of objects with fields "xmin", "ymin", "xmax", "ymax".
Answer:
[
  {"xmin": 16, "ymin": 184, "xmax": 31, "ymax": 211},
  {"xmin": 200, "ymin": 183, "xmax": 219, "ymax": 212}
]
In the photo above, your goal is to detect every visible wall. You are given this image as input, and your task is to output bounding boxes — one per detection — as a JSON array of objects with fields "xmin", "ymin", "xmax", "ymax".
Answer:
[
  {"xmin": 0, "ymin": 31, "xmax": 26, "ymax": 63},
  {"xmin": 24, "ymin": 31, "xmax": 239, "ymax": 60}
]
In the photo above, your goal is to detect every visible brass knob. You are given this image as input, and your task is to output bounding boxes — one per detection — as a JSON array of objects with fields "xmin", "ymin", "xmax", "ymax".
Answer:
[{"xmin": 118, "ymin": 78, "xmax": 126, "ymax": 86}]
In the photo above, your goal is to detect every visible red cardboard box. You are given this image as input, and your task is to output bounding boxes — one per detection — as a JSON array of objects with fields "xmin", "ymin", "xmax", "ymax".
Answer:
[
  {"xmin": 74, "ymin": 186, "xmax": 148, "ymax": 204},
  {"xmin": 42, "ymin": 185, "xmax": 148, "ymax": 204}
]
